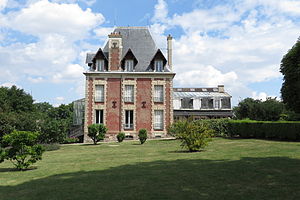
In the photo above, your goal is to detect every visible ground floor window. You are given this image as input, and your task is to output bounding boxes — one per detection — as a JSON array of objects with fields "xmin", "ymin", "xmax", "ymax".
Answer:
[
  {"xmin": 95, "ymin": 110, "xmax": 103, "ymax": 124},
  {"xmin": 154, "ymin": 110, "xmax": 164, "ymax": 130},
  {"xmin": 124, "ymin": 110, "xmax": 134, "ymax": 129}
]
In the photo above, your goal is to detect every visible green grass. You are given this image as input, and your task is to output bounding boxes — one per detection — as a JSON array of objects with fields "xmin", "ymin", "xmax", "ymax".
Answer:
[{"xmin": 1, "ymin": 138, "xmax": 300, "ymax": 200}]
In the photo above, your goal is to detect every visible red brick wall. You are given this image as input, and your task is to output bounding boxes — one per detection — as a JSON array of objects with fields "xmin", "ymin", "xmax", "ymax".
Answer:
[
  {"xmin": 136, "ymin": 78, "xmax": 152, "ymax": 132},
  {"xmin": 110, "ymin": 48, "xmax": 120, "ymax": 71},
  {"xmin": 106, "ymin": 78, "xmax": 121, "ymax": 134},
  {"xmin": 87, "ymin": 77, "xmax": 93, "ymax": 126},
  {"xmin": 165, "ymin": 79, "xmax": 171, "ymax": 129}
]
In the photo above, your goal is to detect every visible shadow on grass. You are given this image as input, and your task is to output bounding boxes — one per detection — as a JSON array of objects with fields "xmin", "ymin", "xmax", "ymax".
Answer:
[
  {"xmin": 0, "ymin": 166, "xmax": 37, "ymax": 173},
  {"xmin": 1, "ymin": 157, "xmax": 300, "ymax": 200}
]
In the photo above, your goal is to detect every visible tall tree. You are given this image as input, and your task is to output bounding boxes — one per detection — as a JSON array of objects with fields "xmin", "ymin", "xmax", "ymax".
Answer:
[{"xmin": 280, "ymin": 38, "xmax": 300, "ymax": 113}]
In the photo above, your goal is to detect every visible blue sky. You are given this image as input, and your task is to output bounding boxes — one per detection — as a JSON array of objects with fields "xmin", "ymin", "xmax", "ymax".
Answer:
[{"xmin": 1, "ymin": 0, "xmax": 300, "ymax": 106}]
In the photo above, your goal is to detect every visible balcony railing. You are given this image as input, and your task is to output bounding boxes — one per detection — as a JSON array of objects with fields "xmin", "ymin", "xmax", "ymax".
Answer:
[
  {"xmin": 154, "ymin": 96, "xmax": 164, "ymax": 102},
  {"xmin": 154, "ymin": 123, "xmax": 163, "ymax": 130},
  {"xmin": 124, "ymin": 123, "xmax": 134, "ymax": 129},
  {"xmin": 124, "ymin": 97, "xmax": 134, "ymax": 103}
]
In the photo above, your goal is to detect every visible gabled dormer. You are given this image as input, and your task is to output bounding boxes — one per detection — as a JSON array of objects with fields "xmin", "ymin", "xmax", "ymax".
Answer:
[
  {"xmin": 121, "ymin": 49, "xmax": 138, "ymax": 72},
  {"xmin": 92, "ymin": 48, "xmax": 108, "ymax": 71},
  {"xmin": 150, "ymin": 49, "xmax": 167, "ymax": 72}
]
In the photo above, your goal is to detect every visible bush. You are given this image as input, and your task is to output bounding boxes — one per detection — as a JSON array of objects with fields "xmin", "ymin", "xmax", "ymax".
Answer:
[
  {"xmin": 138, "ymin": 129, "xmax": 147, "ymax": 144},
  {"xmin": 88, "ymin": 124, "xmax": 107, "ymax": 144},
  {"xmin": 169, "ymin": 120, "xmax": 213, "ymax": 152},
  {"xmin": 194, "ymin": 119, "xmax": 229, "ymax": 137},
  {"xmin": 227, "ymin": 120, "xmax": 300, "ymax": 140},
  {"xmin": 61, "ymin": 137, "xmax": 79, "ymax": 144},
  {"xmin": 117, "ymin": 132, "xmax": 125, "ymax": 143},
  {"xmin": 0, "ymin": 131, "xmax": 45, "ymax": 170}
]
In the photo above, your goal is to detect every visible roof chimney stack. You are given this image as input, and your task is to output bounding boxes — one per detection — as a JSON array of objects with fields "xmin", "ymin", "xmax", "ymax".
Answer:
[
  {"xmin": 167, "ymin": 34, "xmax": 173, "ymax": 71},
  {"xmin": 218, "ymin": 85, "xmax": 224, "ymax": 93}
]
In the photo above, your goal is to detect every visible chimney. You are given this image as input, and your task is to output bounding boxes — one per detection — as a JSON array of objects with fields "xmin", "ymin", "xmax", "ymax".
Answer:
[
  {"xmin": 108, "ymin": 31, "xmax": 122, "ymax": 71},
  {"xmin": 218, "ymin": 85, "xmax": 224, "ymax": 93},
  {"xmin": 167, "ymin": 34, "xmax": 173, "ymax": 71}
]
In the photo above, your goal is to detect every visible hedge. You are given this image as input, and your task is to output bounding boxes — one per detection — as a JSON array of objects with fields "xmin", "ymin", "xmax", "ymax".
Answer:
[{"xmin": 227, "ymin": 120, "xmax": 300, "ymax": 141}]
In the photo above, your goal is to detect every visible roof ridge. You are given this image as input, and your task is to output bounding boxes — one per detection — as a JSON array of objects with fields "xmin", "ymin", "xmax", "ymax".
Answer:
[{"xmin": 116, "ymin": 26, "xmax": 149, "ymax": 29}]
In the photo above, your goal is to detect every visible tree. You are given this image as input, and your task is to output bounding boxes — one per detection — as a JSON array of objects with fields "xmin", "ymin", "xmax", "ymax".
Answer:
[
  {"xmin": 280, "ymin": 38, "xmax": 300, "ymax": 114},
  {"xmin": 233, "ymin": 97, "xmax": 284, "ymax": 121},
  {"xmin": 88, "ymin": 124, "xmax": 107, "ymax": 144},
  {"xmin": 0, "ymin": 131, "xmax": 45, "ymax": 170}
]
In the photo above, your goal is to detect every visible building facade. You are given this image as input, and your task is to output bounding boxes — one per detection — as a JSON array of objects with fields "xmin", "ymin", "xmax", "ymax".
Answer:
[
  {"xmin": 173, "ymin": 85, "xmax": 232, "ymax": 120},
  {"xmin": 83, "ymin": 27, "xmax": 175, "ymax": 142}
]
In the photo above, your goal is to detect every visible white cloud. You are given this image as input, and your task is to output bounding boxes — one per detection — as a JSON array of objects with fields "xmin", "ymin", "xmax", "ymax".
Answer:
[
  {"xmin": 55, "ymin": 96, "xmax": 65, "ymax": 101},
  {"xmin": 0, "ymin": 82, "xmax": 19, "ymax": 88},
  {"xmin": 152, "ymin": 0, "xmax": 300, "ymax": 104},
  {"xmin": 0, "ymin": 0, "xmax": 7, "ymax": 10},
  {"xmin": 252, "ymin": 91, "xmax": 268, "ymax": 101},
  {"xmin": 152, "ymin": 0, "xmax": 168, "ymax": 23},
  {"xmin": 93, "ymin": 27, "xmax": 114, "ymax": 41},
  {"xmin": 4, "ymin": 0, "xmax": 104, "ymax": 40}
]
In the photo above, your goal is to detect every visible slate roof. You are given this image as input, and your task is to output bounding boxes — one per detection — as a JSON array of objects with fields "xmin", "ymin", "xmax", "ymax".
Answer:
[
  {"xmin": 86, "ymin": 27, "xmax": 170, "ymax": 72},
  {"xmin": 173, "ymin": 88, "xmax": 231, "ymax": 98}
]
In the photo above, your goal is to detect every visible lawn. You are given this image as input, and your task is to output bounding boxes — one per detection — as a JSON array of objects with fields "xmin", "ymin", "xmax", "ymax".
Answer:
[{"xmin": 1, "ymin": 138, "xmax": 300, "ymax": 200}]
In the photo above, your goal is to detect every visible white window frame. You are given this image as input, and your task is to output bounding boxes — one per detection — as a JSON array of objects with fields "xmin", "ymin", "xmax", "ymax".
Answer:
[
  {"xmin": 154, "ymin": 110, "xmax": 164, "ymax": 130},
  {"xmin": 125, "ymin": 59, "xmax": 134, "ymax": 71},
  {"xmin": 154, "ymin": 85, "xmax": 164, "ymax": 102},
  {"xmin": 124, "ymin": 110, "xmax": 134, "ymax": 129},
  {"xmin": 124, "ymin": 85, "xmax": 134, "ymax": 102},
  {"xmin": 95, "ymin": 110, "xmax": 104, "ymax": 124},
  {"xmin": 95, "ymin": 85, "xmax": 104, "ymax": 102},
  {"xmin": 154, "ymin": 60, "xmax": 163, "ymax": 72},
  {"xmin": 96, "ymin": 59, "xmax": 105, "ymax": 71}
]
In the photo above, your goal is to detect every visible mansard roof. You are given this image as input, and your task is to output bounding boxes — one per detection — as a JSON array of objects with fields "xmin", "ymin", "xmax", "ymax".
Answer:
[
  {"xmin": 86, "ymin": 27, "xmax": 170, "ymax": 72},
  {"xmin": 173, "ymin": 88, "xmax": 231, "ymax": 98}
]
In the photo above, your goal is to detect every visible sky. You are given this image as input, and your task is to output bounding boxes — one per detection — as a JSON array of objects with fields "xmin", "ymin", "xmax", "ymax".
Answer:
[{"xmin": 0, "ymin": 0, "xmax": 300, "ymax": 106}]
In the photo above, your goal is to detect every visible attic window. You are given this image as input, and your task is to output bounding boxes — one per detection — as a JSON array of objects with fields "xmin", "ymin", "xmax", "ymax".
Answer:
[
  {"xmin": 190, "ymin": 88, "xmax": 195, "ymax": 91},
  {"xmin": 202, "ymin": 88, "xmax": 207, "ymax": 92},
  {"xmin": 213, "ymin": 88, "xmax": 218, "ymax": 92},
  {"xmin": 154, "ymin": 60, "xmax": 163, "ymax": 72},
  {"xmin": 125, "ymin": 60, "xmax": 134, "ymax": 71},
  {"xmin": 96, "ymin": 59, "xmax": 105, "ymax": 71}
]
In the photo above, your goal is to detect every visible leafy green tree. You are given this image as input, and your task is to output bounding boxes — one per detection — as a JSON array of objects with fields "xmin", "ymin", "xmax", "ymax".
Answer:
[
  {"xmin": 234, "ymin": 97, "xmax": 284, "ymax": 121},
  {"xmin": 88, "ymin": 124, "xmax": 107, "ymax": 144},
  {"xmin": 0, "ymin": 131, "xmax": 45, "ymax": 170},
  {"xmin": 138, "ymin": 129, "xmax": 147, "ymax": 144},
  {"xmin": 280, "ymin": 38, "xmax": 300, "ymax": 114}
]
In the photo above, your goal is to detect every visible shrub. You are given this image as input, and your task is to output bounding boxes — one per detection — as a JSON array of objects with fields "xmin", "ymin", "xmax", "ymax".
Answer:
[
  {"xmin": 61, "ymin": 137, "xmax": 79, "ymax": 144},
  {"xmin": 194, "ymin": 119, "xmax": 229, "ymax": 137},
  {"xmin": 0, "ymin": 131, "xmax": 45, "ymax": 170},
  {"xmin": 169, "ymin": 120, "xmax": 213, "ymax": 152},
  {"xmin": 227, "ymin": 120, "xmax": 300, "ymax": 140},
  {"xmin": 117, "ymin": 132, "xmax": 125, "ymax": 143},
  {"xmin": 88, "ymin": 124, "xmax": 107, "ymax": 145},
  {"xmin": 138, "ymin": 129, "xmax": 147, "ymax": 144}
]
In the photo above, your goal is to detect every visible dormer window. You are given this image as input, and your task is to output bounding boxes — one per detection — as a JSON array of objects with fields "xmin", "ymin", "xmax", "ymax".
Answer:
[
  {"xmin": 125, "ymin": 59, "xmax": 134, "ymax": 72},
  {"xmin": 154, "ymin": 60, "xmax": 163, "ymax": 72},
  {"xmin": 96, "ymin": 59, "xmax": 105, "ymax": 71}
]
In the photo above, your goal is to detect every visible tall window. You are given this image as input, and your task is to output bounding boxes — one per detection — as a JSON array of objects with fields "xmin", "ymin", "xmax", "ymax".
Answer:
[
  {"xmin": 124, "ymin": 110, "xmax": 134, "ymax": 129},
  {"xmin": 124, "ymin": 85, "xmax": 134, "ymax": 102},
  {"xmin": 154, "ymin": 85, "xmax": 164, "ymax": 102},
  {"xmin": 125, "ymin": 60, "xmax": 134, "ymax": 71},
  {"xmin": 154, "ymin": 60, "xmax": 163, "ymax": 72},
  {"xmin": 95, "ymin": 85, "xmax": 104, "ymax": 102},
  {"xmin": 154, "ymin": 110, "xmax": 164, "ymax": 130},
  {"xmin": 95, "ymin": 110, "xmax": 103, "ymax": 124},
  {"xmin": 96, "ymin": 59, "xmax": 105, "ymax": 71},
  {"xmin": 181, "ymin": 98, "xmax": 193, "ymax": 109}
]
